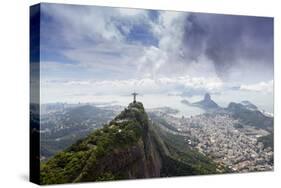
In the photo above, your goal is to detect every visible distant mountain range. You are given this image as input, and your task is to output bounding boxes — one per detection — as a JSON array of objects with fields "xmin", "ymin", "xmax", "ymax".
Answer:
[
  {"xmin": 181, "ymin": 93, "xmax": 273, "ymax": 132},
  {"xmin": 240, "ymin": 100, "xmax": 258, "ymax": 111},
  {"xmin": 40, "ymin": 105, "xmax": 117, "ymax": 159},
  {"xmin": 226, "ymin": 102, "xmax": 273, "ymax": 132},
  {"xmin": 40, "ymin": 102, "xmax": 223, "ymax": 185}
]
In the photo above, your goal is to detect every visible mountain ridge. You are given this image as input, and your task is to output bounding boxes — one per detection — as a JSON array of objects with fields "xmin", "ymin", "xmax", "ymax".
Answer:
[
  {"xmin": 181, "ymin": 93, "xmax": 273, "ymax": 131},
  {"xmin": 226, "ymin": 102, "xmax": 273, "ymax": 131},
  {"xmin": 40, "ymin": 102, "xmax": 219, "ymax": 184}
]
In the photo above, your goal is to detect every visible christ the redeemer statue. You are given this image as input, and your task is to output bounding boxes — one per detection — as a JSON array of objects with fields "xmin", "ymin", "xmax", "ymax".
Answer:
[{"xmin": 132, "ymin": 92, "xmax": 138, "ymax": 103}]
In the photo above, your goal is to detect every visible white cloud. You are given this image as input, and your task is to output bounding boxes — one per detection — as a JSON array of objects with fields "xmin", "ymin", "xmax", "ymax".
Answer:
[
  {"xmin": 39, "ymin": 4, "xmax": 273, "ymax": 107},
  {"xmin": 136, "ymin": 46, "xmax": 168, "ymax": 78},
  {"xmin": 118, "ymin": 8, "xmax": 146, "ymax": 17},
  {"xmin": 41, "ymin": 4, "xmax": 220, "ymax": 81},
  {"xmin": 61, "ymin": 44, "xmax": 144, "ymax": 71},
  {"xmin": 42, "ymin": 4, "xmax": 125, "ymax": 43},
  {"xmin": 240, "ymin": 80, "xmax": 273, "ymax": 93},
  {"xmin": 156, "ymin": 11, "xmax": 186, "ymax": 52},
  {"xmin": 134, "ymin": 11, "xmax": 218, "ymax": 79},
  {"xmin": 41, "ymin": 75, "xmax": 223, "ymax": 102},
  {"xmin": 41, "ymin": 4, "xmax": 159, "ymax": 80}
]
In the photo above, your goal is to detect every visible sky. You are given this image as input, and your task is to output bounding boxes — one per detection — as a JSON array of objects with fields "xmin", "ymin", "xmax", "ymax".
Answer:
[{"xmin": 38, "ymin": 3, "xmax": 274, "ymax": 112}]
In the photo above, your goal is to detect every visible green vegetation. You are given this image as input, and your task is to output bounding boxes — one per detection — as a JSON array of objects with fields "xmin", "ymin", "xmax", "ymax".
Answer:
[
  {"xmin": 40, "ymin": 105, "xmax": 115, "ymax": 159},
  {"xmin": 40, "ymin": 102, "xmax": 222, "ymax": 185},
  {"xmin": 40, "ymin": 102, "xmax": 146, "ymax": 184},
  {"xmin": 41, "ymin": 117, "xmax": 143, "ymax": 184},
  {"xmin": 149, "ymin": 113, "xmax": 179, "ymax": 132},
  {"xmin": 150, "ymin": 122, "xmax": 219, "ymax": 176}
]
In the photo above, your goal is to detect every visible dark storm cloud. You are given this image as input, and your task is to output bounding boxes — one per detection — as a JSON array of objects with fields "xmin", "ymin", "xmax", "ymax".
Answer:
[{"xmin": 182, "ymin": 13, "xmax": 273, "ymax": 79}]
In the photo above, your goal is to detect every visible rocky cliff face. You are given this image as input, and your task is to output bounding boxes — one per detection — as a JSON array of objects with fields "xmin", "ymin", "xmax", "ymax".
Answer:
[{"xmin": 40, "ymin": 102, "xmax": 218, "ymax": 185}]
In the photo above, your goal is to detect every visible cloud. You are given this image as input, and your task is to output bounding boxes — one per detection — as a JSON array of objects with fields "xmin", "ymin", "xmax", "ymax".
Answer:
[
  {"xmin": 41, "ymin": 4, "xmax": 216, "ymax": 80},
  {"xmin": 39, "ymin": 4, "xmax": 274, "ymax": 104},
  {"xmin": 118, "ymin": 8, "xmax": 146, "ymax": 17},
  {"xmin": 41, "ymin": 4, "xmax": 273, "ymax": 82},
  {"xmin": 240, "ymin": 80, "xmax": 273, "ymax": 93},
  {"xmin": 41, "ymin": 75, "xmax": 223, "ymax": 101},
  {"xmin": 40, "ymin": 4, "xmax": 161, "ymax": 80},
  {"xmin": 181, "ymin": 14, "xmax": 274, "ymax": 81}
]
